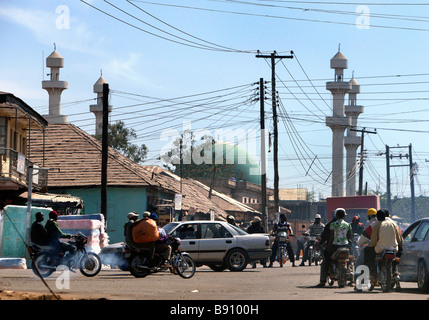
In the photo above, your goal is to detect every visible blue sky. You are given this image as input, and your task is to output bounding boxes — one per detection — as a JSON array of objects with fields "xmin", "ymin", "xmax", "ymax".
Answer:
[{"xmin": 1, "ymin": 0, "xmax": 429, "ymax": 200}]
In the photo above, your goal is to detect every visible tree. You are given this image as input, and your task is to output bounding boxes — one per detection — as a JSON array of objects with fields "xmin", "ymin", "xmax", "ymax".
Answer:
[
  {"xmin": 159, "ymin": 129, "xmax": 244, "ymax": 180},
  {"xmin": 95, "ymin": 120, "xmax": 148, "ymax": 164}
]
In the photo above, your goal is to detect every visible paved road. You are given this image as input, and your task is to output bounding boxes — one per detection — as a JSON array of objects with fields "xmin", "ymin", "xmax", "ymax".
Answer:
[{"xmin": 0, "ymin": 263, "xmax": 427, "ymax": 301}]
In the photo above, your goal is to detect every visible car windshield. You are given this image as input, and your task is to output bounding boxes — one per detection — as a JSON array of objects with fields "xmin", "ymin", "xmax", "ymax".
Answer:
[
  {"xmin": 162, "ymin": 222, "xmax": 179, "ymax": 234},
  {"xmin": 229, "ymin": 224, "xmax": 248, "ymax": 235}
]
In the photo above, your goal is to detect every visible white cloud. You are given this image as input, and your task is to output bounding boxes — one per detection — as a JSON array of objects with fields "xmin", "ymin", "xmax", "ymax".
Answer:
[{"xmin": 104, "ymin": 52, "xmax": 148, "ymax": 85}]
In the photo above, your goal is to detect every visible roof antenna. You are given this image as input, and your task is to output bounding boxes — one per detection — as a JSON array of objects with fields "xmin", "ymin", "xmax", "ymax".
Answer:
[
  {"xmin": 338, "ymin": 43, "xmax": 341, "ymax": 52},
  {"xmin": 54, "ymin": 42, "xmax": 56, "ymax": 51},
  {"xmin": 100, "ymin": 69, "xmax": 103, "ymax": 77}
]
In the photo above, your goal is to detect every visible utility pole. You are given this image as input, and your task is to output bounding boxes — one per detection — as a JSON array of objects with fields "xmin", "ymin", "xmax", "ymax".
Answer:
[
  {"xmin": 384, "ymin": 144, "xmax": 416, "ymax": 220},
  {"xmin": 256, "ymin": 51, "xmax": 293, "ymax": 214},
  {"xmin": 350, "ymin": 127, "xmax": 376, "ymax": 195},
  {"xmin": 259, "ymin": 78, "xmax": 268, "ymax": 230},
  {"xmin": 101, "ymin": 82, "xmax": 109, "ymax": 223}
]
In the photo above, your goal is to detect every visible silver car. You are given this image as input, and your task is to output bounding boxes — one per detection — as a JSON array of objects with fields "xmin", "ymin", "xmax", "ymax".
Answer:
[
  {"xmin": 162, "ymin": 221, "xmax": 271, "ymax": 272},
  {"xmin": 399, "ymin": 217, "xmax": 429, "ymax": 292}
]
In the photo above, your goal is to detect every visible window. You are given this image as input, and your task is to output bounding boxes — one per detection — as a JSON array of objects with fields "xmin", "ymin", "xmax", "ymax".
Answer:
[
  {"xmin": 201, "ymin": 223, "xmax": 232, "ymax": 239},
  {"xmin": 403, "ymin": 222, "xmax": 422, "ymax": 244},
  {"xmin": 413, "ymin": 221, "xmax": 429, "ymax": 242},
  {"xmin": 0, "ymin": 117, "xmax": 7, "ymax": 152},
  {"xmin": 175, "ymin": 223, "xmax": 199, "ymax": 239}
]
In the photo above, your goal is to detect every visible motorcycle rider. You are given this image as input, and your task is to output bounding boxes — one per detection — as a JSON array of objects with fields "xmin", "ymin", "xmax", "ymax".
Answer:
[
  {"xmin": 357, "ymin": 208, "xmax": 379, "ymax": 247},
  {"xmin": 124, "ymin": 211, "xmax": 139, "ymax": 237},
  {"xmin": 316, "ymin": 212, "xmax": 337, "ymax": 287},
  {"xmin": 268, "ymin": 213, "xmax": 295, "ymax": 267},
  {"xmin": 247, "ymin": 216, "xmax": 267, "ymax": 268},
  {"xmin": 149, "ymin": 211, "xmax": 172, "ymax": 266},
  {"xmin": 300, "ymin": 214, "xmax": 325, "ymax": 266},
  {"xmin": 365, "ymin": 209, "xmax": 403, "ymax": 283},
  {"xmin": 325, "ymin": 208, "xmax": 352, "ymax": 277},
  {"xmin": 351, "ymin": 215, "xmax": 364, "ymax": 236},
  {"xmin": 45, "ymin": 210, "xmax": 76, "ymax": 256},
  {"xmin": 131, "ymin": 211, "xmax": 171, "ymax": 266},
  {"xmin": 227, "ymin": 215, "xmax": 237, "ymax": 227},
  {"xmin": 30, "ymin": 212, "xmax": 49, "ymax": 246}
]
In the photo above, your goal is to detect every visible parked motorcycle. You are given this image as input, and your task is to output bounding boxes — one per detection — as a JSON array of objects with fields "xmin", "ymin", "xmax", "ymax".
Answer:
[
  {"xmin": 307, "ymin": 236, "xmax": 322, "ymax": 266},
  {"xmin": 369, "ymin": 248, "xmax": 401, "ymax": 292},
  {"xmin": 328, "ymin": 247, "xmax": 354, "ymax": 288},
  {"xmin": 127, "ymin": 235, "xmax": 196, "ymax": 279},
  {"xmin": 31, "ymin": 232, "xmax": 102, "ymax": 278}
]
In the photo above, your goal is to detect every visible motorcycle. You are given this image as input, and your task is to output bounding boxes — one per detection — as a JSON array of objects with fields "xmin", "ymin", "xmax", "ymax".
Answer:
[
  {"xmin": 369, "ymin": 248, "xmax": 401, "ymax": 292},
  {"xmin": 31, "ymin": 232, "xmax": 102, "ymax": 278},
  {"xmin": 307, "ymin": 236, "xmax": 322, "ymax": 266},
  {"xmin": 276, "ymin": 230, "xmax": 291, "ymax": 267},
  {"xmin": 127, "ymin": 235, "xmax": 196, "ymax": 279},
  {"xmin": 328, "ymin": 247, "xmax": 354, "ymax": 288}
]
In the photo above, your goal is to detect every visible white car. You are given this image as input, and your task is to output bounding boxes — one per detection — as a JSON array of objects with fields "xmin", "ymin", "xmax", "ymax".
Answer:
[{"xmin": 162, "ymin": 220, "xmax": 271, "ymax": 272}]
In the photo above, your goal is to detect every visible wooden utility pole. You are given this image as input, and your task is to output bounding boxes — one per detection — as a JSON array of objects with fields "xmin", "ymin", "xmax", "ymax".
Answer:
[
  {"xmin": 256, "ymin": 51, "xmax": 293, "ymax": 214},
  {"xmin": 259, "ymin": 78, "xmax": 267, "ymax": 230},
  {"xmin": 101, "ymin": 82, "xmax": 109, "ymax": 222}
]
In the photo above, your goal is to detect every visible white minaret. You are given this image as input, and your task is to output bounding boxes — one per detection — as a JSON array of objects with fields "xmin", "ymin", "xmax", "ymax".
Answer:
[
  {"xmin": 90, "ymin": 75, "xmax": 112, "ymax": 136},
  {"xmin": 42, "ymin": 46, "xmax": 68, "ymax": 123},
  {"xmin": 344, "ymin": 76, "xmax": 364, "ymax": 196},
  {"xmin": 326, "ymin": 50, "xmax": 351, "ymax": 197}
]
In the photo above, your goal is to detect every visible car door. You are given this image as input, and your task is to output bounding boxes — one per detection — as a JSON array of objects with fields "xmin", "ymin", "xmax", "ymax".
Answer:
[
  {"xmin": 198, "ymin": 223, "xmax": 235, "ymax": 263},
  {"xmin": 173, "ymin": 223, "xmax": 200, "ymax": 261},
  {"xmin": 400, "ymin": 221, "xmax": 428, "ymax": 281}
]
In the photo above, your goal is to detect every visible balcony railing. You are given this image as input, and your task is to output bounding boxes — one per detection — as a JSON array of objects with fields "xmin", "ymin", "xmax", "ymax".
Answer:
[{"xmin": 0, "ymin": 148, "xmax": 47, "ymax": 190}]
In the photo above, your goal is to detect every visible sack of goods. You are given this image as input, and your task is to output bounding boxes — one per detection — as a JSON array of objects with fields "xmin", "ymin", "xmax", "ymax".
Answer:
[
  {"xmin": 57, "ymin": 214, "xmax": 109, "ymax": 253},
  {"xmin": 132, "ymin": 218, "xmax": 159, "ymax": 243}
]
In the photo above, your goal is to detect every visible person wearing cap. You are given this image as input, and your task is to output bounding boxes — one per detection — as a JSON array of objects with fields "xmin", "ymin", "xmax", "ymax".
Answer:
[
  {"xmin": 247, "ymin": 216, "xmax": 267, "ymax": 268},
  {"xmin": 124, "ymin": 212, "xmax": 139, "ymax": 237},
  {"xmin": 365, "ymin": 209, "xmax": 403, "ymax": 283},
  {"xmin": 357, "ymin": 208, "xmax": 379, "ymax": 246},
  {"xmin": 45, "ymin": 210, "xmax": 75, "ymax": 255}
]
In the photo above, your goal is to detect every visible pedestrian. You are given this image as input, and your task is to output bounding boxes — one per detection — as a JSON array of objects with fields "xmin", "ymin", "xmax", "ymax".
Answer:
[{"xmin": 247, "ymin": 216, "xmax": 267, "ymax": 268}]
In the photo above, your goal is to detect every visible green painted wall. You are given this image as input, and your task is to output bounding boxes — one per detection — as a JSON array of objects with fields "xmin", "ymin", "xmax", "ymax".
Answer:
[{"xmin": 49, "ymin": 187, "xmax": 148, "ymax": 244}]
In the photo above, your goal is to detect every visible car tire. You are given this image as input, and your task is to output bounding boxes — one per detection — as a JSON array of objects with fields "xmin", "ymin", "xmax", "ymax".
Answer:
[
  {"xmin": 225, "ymin": 248, "xmax": 248, "ymax": 272},
  {"xmin": 417, "ymin": 260, "xmax": 429, "ymax": 292}
]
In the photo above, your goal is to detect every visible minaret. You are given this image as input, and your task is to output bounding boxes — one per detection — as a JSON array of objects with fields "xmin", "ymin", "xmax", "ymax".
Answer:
[
  {"xmin": 90, "ymin": 75, "xmax": 112, "ymax": 136},
  {"xmin": 325, "ymin": 50, "xmax": 351, "ymax": 197},
  {"xmin": 42, "ymin": 46, "xmax": 68, "ymax": 123},
  {"xmin": 344, "ymin": 76, "xmax": 364, "ymax": 196}
]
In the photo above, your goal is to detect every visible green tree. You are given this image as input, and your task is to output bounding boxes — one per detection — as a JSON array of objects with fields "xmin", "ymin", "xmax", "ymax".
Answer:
[
  {"xmin": 159, "ymin": 129, "xmax": 244, "ymax": 180},
  {"xmin": 95, "ymin": 120, "xmax": 148, "ymax": 164}
]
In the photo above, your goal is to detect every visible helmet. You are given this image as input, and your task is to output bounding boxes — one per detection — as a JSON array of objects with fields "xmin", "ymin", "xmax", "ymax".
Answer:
[
  {"xmin": 367, "ymin": 208, "xmax": 377, "ymax": 216},
  {"xmin": 352, "ymin": 215, "xmax": 360, "ymax": 222},
  {"xmin": 315, "ymin": 214, "xmax": 321, "ymax": 219}
]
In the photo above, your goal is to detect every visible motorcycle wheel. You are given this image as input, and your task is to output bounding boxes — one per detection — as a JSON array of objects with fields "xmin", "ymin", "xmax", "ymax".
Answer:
[
  {"xmin": 279, "ymin": 247, "xmax": 285, "ymax": 267},
  {"xmin": 32, "ymin": 254, "xmax": 55, "ymax": 278},
  {"xmin": 381, "ymin": 260, "xmax": 392, "ymax": 293},
  {"xmin": 79, "ymin": 252, "xmax": 102, "ymax": 277},
  {"xmin": 175, "ymin": 254, "xmax": 196, "ymax": 279},
  {"xmin": 130, "ymin": 255, "xmax": 150, "ymax": 278},
  {"xmin": 338, "ymin": 264, "xmax": 347, "ymax": 288}
]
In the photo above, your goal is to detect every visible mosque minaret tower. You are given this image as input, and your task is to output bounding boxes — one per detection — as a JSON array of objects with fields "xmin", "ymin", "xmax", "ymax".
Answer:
[
  {"xmin": 344, "ymin": 75, "xmax": 364, "ymax": 196},
  {"xmin": 325, "ymin": 50, "xmax": 351, "ymax": 197},
  {"xmin": 90, "ymin": 74, "xmax": 112, "ymax": 136},
  {"xmin": 42, "ymin": 45, "xmax": 68, "ymax": 123}
]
